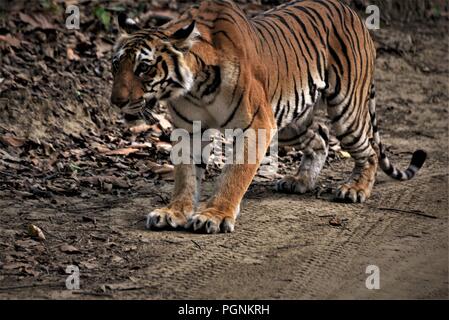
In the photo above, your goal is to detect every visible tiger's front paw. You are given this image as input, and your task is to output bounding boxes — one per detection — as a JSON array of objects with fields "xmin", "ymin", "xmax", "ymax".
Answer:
[
  {"xmin": 186, "ymin": 208, "xmax": 235, "ymax": 234},
  {"xmin": 146, "ymin": 205, "xmax": 193, "ymax": 230}
]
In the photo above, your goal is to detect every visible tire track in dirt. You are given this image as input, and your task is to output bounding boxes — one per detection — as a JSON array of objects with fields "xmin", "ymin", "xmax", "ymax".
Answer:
[
  {"xmin": 333, "ymin": 171, "xmax": 448, "ymax": 298},
  {"xmin": 129, "ymin": 195, "xmax": 304, "ymax": 298},
  {"xmin": 275, "ymin": 172, "xmax": 447, "ymax": 299},
  {"xmin": 115, "ymin": 167, "xmax": 447, "ymax": 299},
  {"xmin": 273, "ymin": 202, "xmax": 377, "ymax": 298}
]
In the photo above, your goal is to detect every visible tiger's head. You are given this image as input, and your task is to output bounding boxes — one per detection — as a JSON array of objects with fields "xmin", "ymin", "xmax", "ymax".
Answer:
[{"xmin": 110, "ymin": 13, "xmax": 199, "ymax": 120}]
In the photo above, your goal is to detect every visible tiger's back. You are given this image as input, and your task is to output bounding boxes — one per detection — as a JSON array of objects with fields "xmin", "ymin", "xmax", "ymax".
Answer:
[{"xmin": 252, "ymin": 0, "xmax": 376, "ymax": 130}]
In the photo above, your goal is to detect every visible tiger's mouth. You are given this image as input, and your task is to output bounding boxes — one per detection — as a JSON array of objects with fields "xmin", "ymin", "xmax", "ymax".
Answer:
[{"xmin": 121, "ymin": 97, "xmax": 158, "ymax": 123}]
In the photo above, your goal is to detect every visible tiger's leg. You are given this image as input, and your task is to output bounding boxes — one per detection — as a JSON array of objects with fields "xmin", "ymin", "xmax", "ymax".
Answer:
[
  {"xmin": 186, "ymin": 102, "xmax": 274, "ymax": 234},
  {"xmin": 146, "ymin": 138, "xmax": 210, "ymax": 229},
  {"xmin": 146, "ymin": 164, "xmax": 196, "ymax": 229},
  {"xmin": 277, "ymin": 120, "xmax": 330, "ymax": 194},
  {"xmin": 277, "ymin": 124, "xmax": 329, "ymax": 194},
  {"xmin": 331, "ymin": 101, "xmax": 378, "ymax": 203}
]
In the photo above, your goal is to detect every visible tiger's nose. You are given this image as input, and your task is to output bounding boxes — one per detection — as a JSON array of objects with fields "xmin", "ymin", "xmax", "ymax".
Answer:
[{"xmin": 111, "ymin": 93, "xmax": 129, "ymax": 108}]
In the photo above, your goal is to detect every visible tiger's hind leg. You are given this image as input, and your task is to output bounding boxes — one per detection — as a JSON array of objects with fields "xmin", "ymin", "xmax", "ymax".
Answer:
[
  {"xmin": 276, "ymin": 122, "xmax": 330, "ymax": 194},
  {"xmin": 335, "ymin": 152, "xmax": 378, "ymax": 203},
  {"xmin": 331, "ymin": 98, "xmax": 378, "ymax": 203}
]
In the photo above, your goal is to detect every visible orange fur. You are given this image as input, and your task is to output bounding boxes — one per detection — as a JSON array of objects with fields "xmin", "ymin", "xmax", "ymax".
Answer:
[{"xmin": 112, "ymin": 0, "xmax": 426, "ymax": 233}]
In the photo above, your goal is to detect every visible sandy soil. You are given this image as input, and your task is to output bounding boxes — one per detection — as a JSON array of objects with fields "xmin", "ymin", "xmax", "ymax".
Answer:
[{"xmin": 0, "ymin": 22, "xmax": 448, "ymax": 299}]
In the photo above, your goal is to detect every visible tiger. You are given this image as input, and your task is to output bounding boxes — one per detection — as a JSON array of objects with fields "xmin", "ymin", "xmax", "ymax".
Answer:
[{"xmin": 110, "ymin": 0, "xmax": 427, "ymax": 234}]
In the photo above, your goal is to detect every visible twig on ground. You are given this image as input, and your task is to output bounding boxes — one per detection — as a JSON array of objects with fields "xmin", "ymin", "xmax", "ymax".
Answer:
[
  {"xmin": 72, "ymin": 291, "xmax": 114, "ymax": 297},
  {"xmin": 377, "ymin": 207, "xmax": 438, "ymax": 219},
  {"xmin": 0, "ymin": 283, "xmax": 62, "ymax": 291},
  {"xmin": 191, "ymin": 240, "xmax": 202, "ymax": 250}
]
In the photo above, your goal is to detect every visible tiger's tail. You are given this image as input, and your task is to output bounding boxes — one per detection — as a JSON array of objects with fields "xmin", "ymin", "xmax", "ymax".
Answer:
[{"xmin": 368, "ymin": 85, "xmax": 427, "ymax": 181}]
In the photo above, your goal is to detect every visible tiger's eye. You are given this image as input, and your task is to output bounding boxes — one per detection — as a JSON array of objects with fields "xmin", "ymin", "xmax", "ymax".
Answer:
[{"xmin": 136, "ymin": 63, "xmax": 150, "ymax": 75}]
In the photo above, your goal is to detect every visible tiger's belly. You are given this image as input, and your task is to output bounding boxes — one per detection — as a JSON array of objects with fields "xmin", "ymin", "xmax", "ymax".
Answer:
[{"xmin": 275, "ymin": 90, "xmax": 324, "ymax": 147}]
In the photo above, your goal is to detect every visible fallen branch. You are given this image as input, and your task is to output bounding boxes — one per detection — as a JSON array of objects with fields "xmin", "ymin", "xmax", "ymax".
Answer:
[
  {"xmin": 191, "ymin": 240, "xmax": 202, "ymax": 250},
  {"xmin": 0, "ymin": 282, "xmax": 62, "ymax": 291},
  {"xmin": 72, "ymin": 291, "xmax": 114, "ymax": 297},
  {"xmin": 377, "ymin": 207, "xmax": 438, "ymax": 219}
]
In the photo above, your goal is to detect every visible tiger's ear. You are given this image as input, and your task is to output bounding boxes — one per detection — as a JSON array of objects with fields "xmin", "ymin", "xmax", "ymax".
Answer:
[
  {"xmin": 171, "ymin": 21, "xmax": 200, "ymax": 51},
  {"xmin": 118, "ymin": 13, "xmax": 140, "ymax": 34}
]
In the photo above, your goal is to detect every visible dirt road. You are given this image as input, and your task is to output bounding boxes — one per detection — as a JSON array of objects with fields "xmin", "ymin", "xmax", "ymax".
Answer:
[{"xmin": 0, "ymin": 22, "xmax": 448, "ymax": 299}]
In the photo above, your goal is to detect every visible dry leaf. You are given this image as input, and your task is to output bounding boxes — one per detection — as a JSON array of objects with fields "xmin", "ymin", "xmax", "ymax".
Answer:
[
  {"xmin": 60, "ymin": 244, "xmax": 81, "ymax": 254},
  {"xmin": 156, "ymin": 142, "xmax": 172, "ymax": 153},
  {"xmin": 0, "ymin": 149, "xmax": 22, "ymax": 162},
  {"xmin": 63, "ymin": 0, "xmax": 80, "ymax": 6},
  {"xmin": 130, "ymin": 142, "xmax": 152, "ymax": 149},
  {"xmin": 329, "ymin": 216, "xmax": 342, "ymax": 227},
  {"xmin": 67, "ymin": 47, "xmax": 80, "ymax": 61},
  {"xmin": 19, "ymin": 12, "xmax": 56, "ymax": 30},
  {"xmin": 23, "ymin": 267, "xmax": 40, "ymax": 277},
  {"xmin": 80, "ymin": 260, "xmax": 98, "ymax": 270},
  {"xmin": 111, "ymin": 255, "xmax": 124, "ymax": 264},
  {"xmin": 124, "ymin": 245, "xmax": 137, "ymax": 252},
  {"xmin": 2, "ymin": 262, "xmax": 29, "ymax": 270},
  {"xmin": 28, "ymin": 224, "xmax": 46, "ymax": 241},
  {"xmin": 90, "ymin": 142, "xmax": 111, "ymax": 153},
  {"xmin": 70, "ymin": 149, "xmax": 86, "ymax": 157},
  {"xmin": 105, "ymin": 148, "xmax": 139, "ymax": 156},
  {"xmin": 0, "ymin": 35, "xmax": 21, "ymax": 48},
  {"xmin": 0, "ymin": 134, "xmax": 26, "ymax": 148},
  {"xmin": 95, "ymin": 39, "xmax": 113, "ymax": 58},
  {"xmin": 104, "ymin": 282, "xmax": 142, "ymax": 291},
  {"xmin": 145, "ymin": 161, "xmax": 174, "ymax": 180},
  {"xmin": 339, "ymin": 151, "xmax": 351, "ymax": 159},
  {"xmin": 74, "ymin": 31, "xmax": 90, "ymax": 44},
  {"xmin": 152, "ymin": 113, "xmax": 172, "ymax": 131},
  {"xmin": 129, "ymin": 123, "xmax": 152, "ymax": 134},
  {"xmin": 147, "ymin": 161, "xmax": 174, "ymax": 175}
]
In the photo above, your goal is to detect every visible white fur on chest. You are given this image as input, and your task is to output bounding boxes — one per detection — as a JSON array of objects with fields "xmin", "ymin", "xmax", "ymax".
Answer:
[{"xmin": 168, "ymin": 61, "xmax": 240, "ymax": 132}]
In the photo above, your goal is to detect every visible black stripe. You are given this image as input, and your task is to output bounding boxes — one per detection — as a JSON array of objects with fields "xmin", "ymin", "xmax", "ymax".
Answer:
[
  {"xmin": 212, "ymin": 30, "xmax": 237, "ymax": 47},
  {"xmin": 308, "ymin": 72, "xmax": 317, "ymax": 102},
  {"xmin": 254, "ymin": 20, "xmax": 289, "ymax": 73},
  {"xmin": 252, "ymin": 21, "xmax": 281, "ymax": 100},
  {"xmin": 384, "ymin": 164, "xmax": 394, "ymax": 175},
  {"xmin": 269, "ymin": 12, "xmax": 314, "ymax": 96},
  {"xmin": 202, "ymin": 66, "xmax": 221, "ymax": 97},
  {"xmin": 169, "ymin": 103, "xmax": 193, "ymax": 125},
  {"xmin": 161, "ymin": 60, "xmax": 169, "ymax": 77},
  {"xmin": 278, "ymin": 131, "xmax": 306, "ymax": 143},
  {"xmin": 299, "ymin": 4, "xmax": 328, "ymax": 35},
  {"xmin": 242, "ymin": 105, "xmax": 261, "ymax": 132},
  {"xmin": 170, "ymin": 54, "xmax": 183, "ymax": 82},
  {"xmin": 327, "ymin": 66, "xmax": 341, "ymax": 101},
  {"xmin": 282, "ymin": 9, "xmax": 324, "ymax": 81},
  {"xmin": 277, "ymin": 102, "xmax": 286, "ymax": 127},
  {"xmin": 282, "ymin": 11, "xmax": 313, "ymax": 60},
  {"xmin": 291, "ymin": 6, "xmax": 326, "ymax": 47},
  {"xmin": 274, "ymin": 94, "xmax": 283, "ymax": 122},
  {"xmin": 293, "ymin": 79, "xmax": 300, "ymax": 119},
  {"xmin": 318, "ymin": 125, "xmax": 329, "ymax": 143},
  {"xmin": 221, "ymin": 93, "xmax": 244, "ymax": 128}
]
